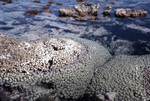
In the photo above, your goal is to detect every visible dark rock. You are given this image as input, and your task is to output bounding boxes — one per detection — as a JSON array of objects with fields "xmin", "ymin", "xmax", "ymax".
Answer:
[
  {"xmin": 48, "ymin": 0, "xmax": 55, "ymax": 4},
  {"xmin": 34, "ymin": 0, "xmax": 40, "ymax": 3},
  {"xmin": 103, "ymin": 9, "xmax": 111, "ymax": 15},
  {"xmin": 24, "ymin": 10, "xmax": 42, "ymax": 15},
  {"xmin": 43, "ymin": 6, "xmax": 49, "ymax": 10},
  {"xmin": 56, "ymin": 3, "xmax": 62, "ymax": 6},
  {"xmin": 83, "ymin": 2, "xmax": 93, "ymax": 6},
  {"xmin": 0, "ymin": 0, "xmax": 12, "ymax": 3},
  {"xmin": 76, "ymin": 0, "xmax": 84, "ymax": 3},
  {"xmin": 111, "ymin": 2, "xmax": 114, "ymax": 4}
]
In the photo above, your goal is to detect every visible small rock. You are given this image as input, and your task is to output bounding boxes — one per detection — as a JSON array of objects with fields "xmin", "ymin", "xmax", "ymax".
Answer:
[
  {"xmin": 83, "ymin": 2, "xmax": 93, "ymax": 6},
  {"xmin": 76, "ymin": 0, "xmax": 84, "ymax": 3},
  {"xmin": 56, "ymin": 3, "xmax": 62, "ymax": 6},
  {"xmin": 115, "ymin": 8, "xmax": 148, "ymax": 18},
  {"xmin": 34, "ymin": 0, "xmax": 40, "ymax": 3},
  {"xmin": 48, "ymin": 0, "xmax": 55, "ymax": 4},
  {"xmin": 24, "ymin": 10, "xmax": 42, "ymax": 15},
  {"xmin": 59, "ymin": 8, "xmax": 77, "ymax": 17}
]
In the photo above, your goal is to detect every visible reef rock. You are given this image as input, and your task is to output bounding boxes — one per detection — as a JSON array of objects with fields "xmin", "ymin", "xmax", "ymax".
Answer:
[
  {"xmin": 74, "ymin": 4, "xmax": 88, "ymax": 16},
  {"xmin": 76, "ymin": 0, "xmax": 84, "ymax": 3},
  {"xmin": 0, "ymin": 34, "xmax": 111, "ymax": 100},
  {"xmin": 103, "ymin": 5, "xmax": 113, "ymax": 16},
  {"xmin": 89, "ymin": 4, "xmax": 100, "ymax": 16},
  {"xmin": 59, "ymin": 8, "xmax": 77, "ymax": 17},
  {"xmin": 115, "ymin": 8, "xmax": 148, "ymax": 18},
  {"xmin": 89, "ymin": 55, "xmax": 150, "ymax": 101}
]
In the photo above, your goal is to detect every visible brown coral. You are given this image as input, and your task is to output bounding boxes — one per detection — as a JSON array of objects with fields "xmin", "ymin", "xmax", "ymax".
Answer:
[{"xmin": 0, "ymin": 35, "xmax": 86, "ymax": 73}]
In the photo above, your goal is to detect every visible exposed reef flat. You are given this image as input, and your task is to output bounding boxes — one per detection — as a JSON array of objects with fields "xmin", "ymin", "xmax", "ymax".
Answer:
[
  {"xmin": 0, "ymin": 34, "xmax": 111, "ymax": 100},
  {"xmin": 0, "ymin": 34, "xmax": 85, "ymax": 72}
]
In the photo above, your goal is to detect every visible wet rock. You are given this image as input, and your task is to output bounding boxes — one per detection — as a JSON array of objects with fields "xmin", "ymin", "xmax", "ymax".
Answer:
[
  {"xmin": 24, "ymin": 10, "xmax": 42, "ymax": 15},
  {"xmin": 59, "ymin": 3, "xmax": 100, "ymax": 21},
  {"xmin": 56, "ymin": 3, "xmax": 62, "ymax": 6},
  {"xmin": 42, "ymin": 10, "xmax": 53, "ymax": 14},
  {"xmin": 43, "ymin": 6, "xmax": 49, "ymax": 10},
  {"xmin": 115, "ymin": 8, "xmax": 148, "ymax": 18},
  {"xmin": 74, "ymin": 4, "xmax": 88, "ymax": 16},
  {"xmin": 111, "ymin": 2, "xmax": 114, "ymax": 4},
  {"xmin": 48, "ymin": 0, "xmax": 56, "ymax": 4},
  {"xmin": 138, "ymin": 10, "xmax": 148, "ymax": 17},
  {"xmin": 34, "ymin": 0, "xmax": 40, "ymax": 3},
  {"xmin": 76, "ymin": 0, "xmax": 84, "ymax": 3},
  {"xmin": 83, "ymin": 2, "xmax": 93, "ymax": 6},
  {"xmin": 74, "ymin": 16, "xmax": 89, "ymax": 21},
  {"xmin": 103, "ymin": 5, "xmax": 113, "ymax": 16},
  {"xmin": 59, "ymin": 8, "xmax": 77, "ymax": 17},
  {"xmin": 89, "ymin": 4, "xmax": 100, "ymax": 16},
  {"xmin": 103, "ymin": 9, "xmax": 111, "ymax": 15},
  {"xmin": 0, "ymin": 0, "xmax": 12, "ymax": 3}
]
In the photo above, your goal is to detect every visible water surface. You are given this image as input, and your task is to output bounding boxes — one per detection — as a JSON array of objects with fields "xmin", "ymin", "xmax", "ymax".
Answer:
[{"xmin": 0, "ymin": 0, "xmax": 150, "ymax": 55}]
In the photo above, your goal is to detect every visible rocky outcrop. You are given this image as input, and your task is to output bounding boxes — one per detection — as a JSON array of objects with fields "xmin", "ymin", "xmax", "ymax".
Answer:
[
  {"xmin": 115, "ymin": 8, "xmax": 148, "ymax": 18},
  {"xmin": 59, "ymin": 8, "xmax": 77, "ymax": 17},
  {"xmin": 0, "ymin": 34, "xmax": 111, "ymax": 100},
  {"xmin": 59, "ymin": 4, "xmax": 100, "ymax": 21}
]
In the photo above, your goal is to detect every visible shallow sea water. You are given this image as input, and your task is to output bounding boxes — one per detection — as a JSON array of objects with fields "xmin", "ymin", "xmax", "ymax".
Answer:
[{"xmin": 0, "ymin": 0, "xmax": 150, "ymax": 55}]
